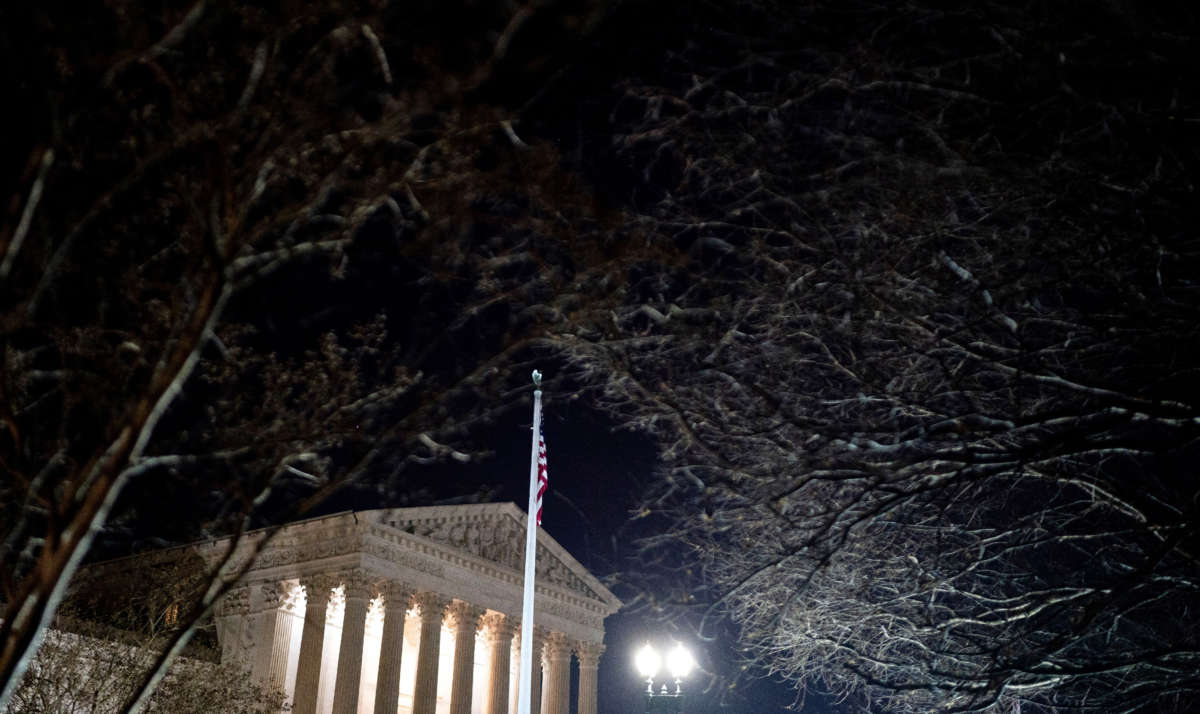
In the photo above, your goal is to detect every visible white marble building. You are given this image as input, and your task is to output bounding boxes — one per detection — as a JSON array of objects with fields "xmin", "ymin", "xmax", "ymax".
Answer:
[{"xmin": 86, "ymin": 503, "xmax": 622, "ymax": 714}]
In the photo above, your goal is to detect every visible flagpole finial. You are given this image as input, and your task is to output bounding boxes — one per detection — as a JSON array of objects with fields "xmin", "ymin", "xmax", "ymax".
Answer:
[{"xmin": 531, "ymin": 369, "xmax": 542, "ymax": 388}]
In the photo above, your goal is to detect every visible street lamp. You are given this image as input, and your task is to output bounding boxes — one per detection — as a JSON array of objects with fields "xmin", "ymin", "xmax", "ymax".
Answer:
[{"xmin": 634, "ymin": 642, "xmax": 693, "ymax": 714}]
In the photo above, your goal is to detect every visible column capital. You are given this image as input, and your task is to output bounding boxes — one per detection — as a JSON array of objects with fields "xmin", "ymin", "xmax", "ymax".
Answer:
[
  {"xmin": 337, "ymin": 570, "xmax": 375, "ymax": 601},
  {"xmin": 299, "ymin": 572, "xmax": 339, "ymax": 594},
  {"xmin": 414, "ymin": 591, "xmax": 450, "ymax": 619},
  {"xmin": 446, "ymin": 599, "xmax": 485, "ymax": 632},
  {"xmin": 381, "ymin": 582, "xmax": 415, "ymax": 612},
  {"xmin": 528, "ymin": 624, "xmax": 550, "ymax": 648},
  {"xmin": 574, "ymin": 640, "xmax": 605, "ymax": 667},
  {"xmin": 283, "ymin": 581, "xmax": 306, "ymax": 614},
  {"xmin": 543, "ymin": 631, "xmax": 572, "ymax": 661},
  {"xmin": 481, "ymin": 611, "xmax": 513, "ymax": 642},
  {"xmin": 511, "ymin": 623, "xmax": 548, "ymax": 659}
]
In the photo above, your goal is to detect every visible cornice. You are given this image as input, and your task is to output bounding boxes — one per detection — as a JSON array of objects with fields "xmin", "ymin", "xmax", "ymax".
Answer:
[
  {"xmin": 359, "ymin": 520, "xmax": 609, "ymax": 630},
  {"xmin": 76, "ymin": 503, "xmax": 622, "ymax": 637},
  {"xmin": 367, "ymin": 503, "xmax": 621, "ymax": 611}
]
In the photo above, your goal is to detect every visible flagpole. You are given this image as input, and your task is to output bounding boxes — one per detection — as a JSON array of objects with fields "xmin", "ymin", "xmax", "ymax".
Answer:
[{"xmin": 517, "ymin": 370, "xmax": 543, "ymax": 714}]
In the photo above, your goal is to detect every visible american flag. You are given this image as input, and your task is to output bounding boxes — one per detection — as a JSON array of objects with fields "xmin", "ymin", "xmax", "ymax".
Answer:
[{"xmin": 536, "ymin": 434, "xmax": 548, "ymax": 525}]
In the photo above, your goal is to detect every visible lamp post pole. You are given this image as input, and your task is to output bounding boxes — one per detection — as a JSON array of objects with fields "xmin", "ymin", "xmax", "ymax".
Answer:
[{"xmin": 643, "ymin": 685, "xmax": 681, "ymax": 714}]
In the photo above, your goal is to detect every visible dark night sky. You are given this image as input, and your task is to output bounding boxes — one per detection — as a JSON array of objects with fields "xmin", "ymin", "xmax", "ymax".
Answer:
[{"xmin": 8, "ymin": 0, "xmax": 1197, "ymax": 711}]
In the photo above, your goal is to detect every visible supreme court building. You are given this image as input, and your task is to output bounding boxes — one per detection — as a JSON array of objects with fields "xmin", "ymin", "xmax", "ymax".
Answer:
[{"xmin": 84, "ymin": 503, "xmax": 622, "ymax": 714}]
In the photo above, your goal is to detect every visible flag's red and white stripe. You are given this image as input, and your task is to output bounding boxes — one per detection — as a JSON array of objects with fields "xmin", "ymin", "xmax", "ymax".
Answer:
[{"xmin": 536, "ymin": 435, "xmax": 548, "ymax": 526}]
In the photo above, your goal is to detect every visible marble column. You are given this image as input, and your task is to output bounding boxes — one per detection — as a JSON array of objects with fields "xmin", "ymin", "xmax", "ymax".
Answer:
[
  {"xmin": 293, "ymin": 575, "xmax": 336, "ymax": 714},
  {"xmin": 529, "ymin": 628, "xmax": 548, "ymax": 714},
  {"xmin": 482, "ymin": 612, "xmax": 514, "ymax": 714},
  {"xmin": 540, "ymin": 633, "xmax": 571, "ymax": 714},
  {"xmin": 214, "ymin": 584, "xmax": 250, "ymax": 667},
  {"xmin": 252, "ymin": 581, "xmax": 297, "ymax": 695},
  {"xmin": 272, "ymin": 584, "xmax": 304, "ymax": 697},
  {"xmin": 513, "ymin": 625, "xmax": 546, "ymax": 714},
  {"xmin": 331, "ymin": 573, "xmax": 374, "ymax": 714},
  {"xmin": 447, "ymin": 600, "xmax": 483, "ymax": 714},
  {"xmin": 509, "ymin": 629, "xmax": 520, "ymax": 714},
  {"xmin": 574, "ymin": 641, "xmax": 605, "ymax": 714},
  {"xmin": 412, "ymin": 592, "xmax": 449, "ymax": 714},
  {"xmin": 374, "ymin": 583, "xmax": 413, "ymax": 714}
]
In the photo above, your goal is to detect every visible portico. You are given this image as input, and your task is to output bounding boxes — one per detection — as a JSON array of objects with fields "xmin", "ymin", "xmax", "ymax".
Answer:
[{"xmin": 131, "ymin": 503, "xmax": 620, "ymax": 714}]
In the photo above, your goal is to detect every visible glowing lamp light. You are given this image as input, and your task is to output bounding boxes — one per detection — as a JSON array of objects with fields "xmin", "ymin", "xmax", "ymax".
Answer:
[
  {"xmin": 665, "ymin": 644, "xmax": 695, "ymax": 681},
  {"xmin": 636, "ymin": 641, "xmax": 695, "ymax": 710},
  {"xmin": 635, "ymin": 643, "xmax": 662, "ymax": 680}
]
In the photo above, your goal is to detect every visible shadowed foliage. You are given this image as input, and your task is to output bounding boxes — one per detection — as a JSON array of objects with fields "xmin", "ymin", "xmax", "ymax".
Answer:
[{"xmin": 554, "ymin": 1, "xmax": 1200, "ymax": 711}]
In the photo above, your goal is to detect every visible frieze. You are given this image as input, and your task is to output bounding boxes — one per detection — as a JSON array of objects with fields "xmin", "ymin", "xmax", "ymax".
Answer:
[
  {"xmin": 255, "ymin": 581, "xmax": 285, "ymax": 611},
  {"xmin": 536, "ymin": 600, "xmax": 603, "ymax": 630},
  {"xmin": 217, "ymin": 532, "xmax": 361, "ymax": 575},
  {"xmin": 408, "ymin": 516, "xmax": 526, "ymax": 571},
  {"xmin": 214, "ymin": 584, "xmax": 250, "ymax": 617},
  {"xmin": 535, "ymin": 545, "xmax": 602, "ymax": 600},
  {"xmin": 363, "ymin": 539, "xmax": 446, "ymax": 578},
  {"xmin": 382, "ymin": 511, "xmax": 604, "ymax": 600}
]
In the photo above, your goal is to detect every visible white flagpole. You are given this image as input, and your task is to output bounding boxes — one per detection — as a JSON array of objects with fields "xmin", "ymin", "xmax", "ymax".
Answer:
[{"xmin": 517, "ymin": 370, "xmax": 543, "ymax": 714}]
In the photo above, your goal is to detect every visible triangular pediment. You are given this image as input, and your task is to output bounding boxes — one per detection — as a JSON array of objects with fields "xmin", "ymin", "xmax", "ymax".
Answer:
[{"xmin": 368, "ymin": 503, "xmax": 618, "ymax": 609}]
